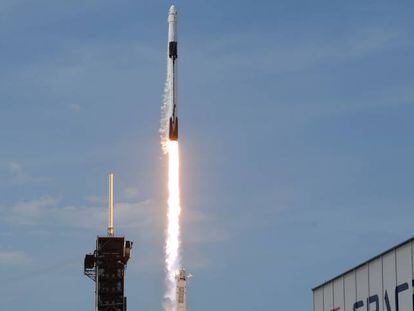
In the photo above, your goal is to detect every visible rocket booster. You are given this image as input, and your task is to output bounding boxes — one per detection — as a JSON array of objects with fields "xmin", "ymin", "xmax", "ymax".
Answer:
[{"xmin": 168, "ymin": 5, "xmax": 178, "ymax": 141}]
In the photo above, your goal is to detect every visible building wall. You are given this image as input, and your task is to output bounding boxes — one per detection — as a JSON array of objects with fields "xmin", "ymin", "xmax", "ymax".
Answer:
[{"xmin": 313, "ymin": 239, "xmax": 414, "ymax": 311}]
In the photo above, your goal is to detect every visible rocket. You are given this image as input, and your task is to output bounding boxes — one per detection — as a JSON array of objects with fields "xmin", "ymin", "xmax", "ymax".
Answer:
[{"xmin": 168, "ymin": 5, "xmax": 179, "ymax": 141}]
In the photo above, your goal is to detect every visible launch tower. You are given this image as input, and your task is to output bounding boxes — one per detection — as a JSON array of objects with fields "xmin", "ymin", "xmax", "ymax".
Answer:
[
  {"xmin": 176, "ymin": 268, "xmax": 188, "ymax": 311},
  {"xmin": 84, "ymin": 173, "xmax": 133, "ymax": 311}
]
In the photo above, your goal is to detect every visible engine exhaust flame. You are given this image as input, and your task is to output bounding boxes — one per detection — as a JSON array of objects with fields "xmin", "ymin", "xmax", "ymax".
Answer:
[{"xmin": 163, "ymin": 140, "xmax": 181, "ymax": 310}]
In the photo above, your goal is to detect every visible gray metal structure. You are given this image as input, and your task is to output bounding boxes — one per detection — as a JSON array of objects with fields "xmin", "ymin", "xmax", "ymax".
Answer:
[
  {"xmin": 313, "ymin": 237, "xmax": 414, "ymax": 311},
  {"xmin": 84, "ymin": 174, "xmax": 133, "ymax": 311},
  {"xmin": 176, "ymin": 268, "xmax": 188, "ymax": 311}
]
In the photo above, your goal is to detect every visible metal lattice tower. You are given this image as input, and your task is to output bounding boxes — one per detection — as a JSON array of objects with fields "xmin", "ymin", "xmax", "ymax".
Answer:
[{"xmin": 84, "ymin": 173, "xmax": 133, "ymax": 311}]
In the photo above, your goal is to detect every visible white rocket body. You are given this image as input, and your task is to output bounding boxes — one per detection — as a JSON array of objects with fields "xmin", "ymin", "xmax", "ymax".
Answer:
[
  {"xmin": 168, "ymin": 5, "xmax": 178, "ymax": 141},
  {"xmin": 168, "ymin": 5, "xmax": 177, "ymax": 43}
]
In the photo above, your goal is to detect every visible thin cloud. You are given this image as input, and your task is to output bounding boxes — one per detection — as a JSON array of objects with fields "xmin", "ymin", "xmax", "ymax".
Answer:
[
  {"xmin": 122, "ymin": 187, "xmax": 141, "ymax": 201},
  {"xmin": 188, "ymin": 27, "xmax": 405, "ymax": 78},
  {"xmin": 183, "ymin": 209, "xmax": 231, "ymax": 244},
  {"xmin": 7, "ymin": 161, "xmax": 49, "ymax": 185},
  {"xmin": 69, "ymin": 103, "xmax": 81, "ymax": 112},
  {"xmin": 1, "ymin": 195, "xmax": 159, "ymax": 235},
  {"xmin": 0, "ymin": 250, "xmax": 31, "ymax": 267}
]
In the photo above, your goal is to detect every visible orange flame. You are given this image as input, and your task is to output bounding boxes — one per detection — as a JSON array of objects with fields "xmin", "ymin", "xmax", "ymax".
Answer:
[{"xmin": 165, "ymin": 140, "xmax": 181, "ymax": 308}]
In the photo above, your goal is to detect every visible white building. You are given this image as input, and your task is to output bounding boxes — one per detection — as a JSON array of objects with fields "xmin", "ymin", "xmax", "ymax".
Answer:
[{"xmin": 313, "ymin": 237, "xmax": 414, "ymax": 311}]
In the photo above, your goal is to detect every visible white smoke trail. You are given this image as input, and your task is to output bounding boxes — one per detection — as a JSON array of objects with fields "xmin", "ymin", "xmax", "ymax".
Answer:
[
  {"xmin": 164, "ymin": 140, "xmax": 181, "ymax": 311},
  {"xmin": 160, "ymin": 61, "xmax": 174, "ymax": 154},
  {"xmin": 161, "ymin": 59, "xmax": 181, "ymax": 311}
]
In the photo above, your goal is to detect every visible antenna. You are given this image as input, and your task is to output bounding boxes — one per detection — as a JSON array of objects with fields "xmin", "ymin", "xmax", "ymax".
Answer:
[
  {"xmin": 108, "ymin": 173, "xmax": 114, "ymax": 237},
  {"xmin": 84, "ymin": 172, "xmax": 133, "ymax": 311}
]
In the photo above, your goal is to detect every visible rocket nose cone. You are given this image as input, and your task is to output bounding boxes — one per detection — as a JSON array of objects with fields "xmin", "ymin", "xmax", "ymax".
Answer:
[{"xmin": 169, "ymin": 5, "xmax": 177, "ymax": 14}]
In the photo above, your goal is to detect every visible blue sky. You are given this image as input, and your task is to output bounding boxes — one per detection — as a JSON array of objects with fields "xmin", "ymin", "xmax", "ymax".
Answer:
[{"xmin": 1, "ymin": 0, "xmax": 414, "ymax": 310}]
